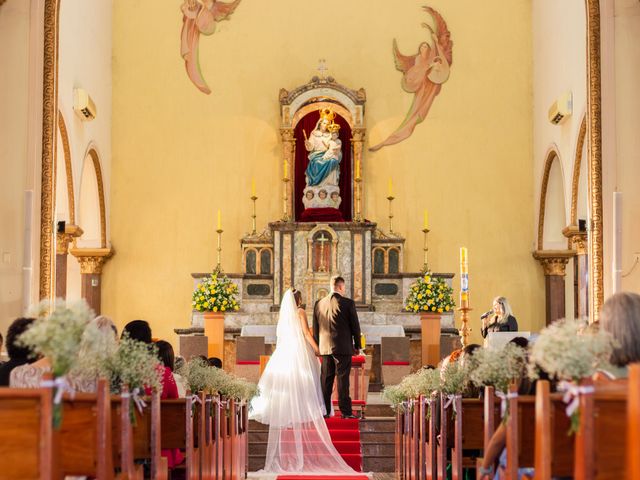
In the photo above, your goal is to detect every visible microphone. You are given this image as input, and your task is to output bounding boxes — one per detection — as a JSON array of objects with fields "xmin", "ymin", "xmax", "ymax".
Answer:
[{"xmin": 480, "ymin": 310, "xmax": 493, "ymax": 320}]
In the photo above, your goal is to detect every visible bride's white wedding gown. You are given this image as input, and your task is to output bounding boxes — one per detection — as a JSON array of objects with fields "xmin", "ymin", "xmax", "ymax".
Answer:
[{"xmin": 249, "ymin": 289, "xmax": 358, "ymax": 475}]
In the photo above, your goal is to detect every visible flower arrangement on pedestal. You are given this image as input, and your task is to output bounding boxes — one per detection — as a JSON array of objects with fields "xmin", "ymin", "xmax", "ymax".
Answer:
[
  {"xmin": 192, "ymin": 268, "xmax": 240, "ymax": 313},
  {"xmin": 404, "ymin": 270, "xmax": 455, "ymax": 314}
]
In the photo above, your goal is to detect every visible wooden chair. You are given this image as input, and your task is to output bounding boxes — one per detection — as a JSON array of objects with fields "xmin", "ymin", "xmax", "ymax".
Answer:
[
  {"xmin": 0, "ymin": 386, "xmax": 56, "ymax": 480},
  {"xmin": 628, "ymin": 364, "xmax": 640, "ymax": 480},
  {"xmin": 533, "ymin": 380, "xmax": 574, "ymax": 480},
  {"xmin": 504, "ymin": 384, "xmax": 535, "ymax": 480},
  {"xmin": 59, "ymin": 378, "xmax": 114, "ymax": 479},
  {"xmin": 574, "ymin": 378, "xmax": 627, "ymax": 480}
]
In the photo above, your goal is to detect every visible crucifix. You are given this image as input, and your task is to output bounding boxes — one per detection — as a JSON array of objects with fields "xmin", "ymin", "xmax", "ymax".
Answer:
[
  {"xmin": 316, "ymin": 232, "xmax": 330, "ymax": 272},
  {"xmin": 317, "ymin": 58, "xmax": 328, "ymax": 80}
]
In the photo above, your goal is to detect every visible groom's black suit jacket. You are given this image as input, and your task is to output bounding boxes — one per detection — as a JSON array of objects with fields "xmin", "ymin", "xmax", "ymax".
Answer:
[{"xmin": 313, "ymin": 292, "xmax": 362, "ymax": 356}]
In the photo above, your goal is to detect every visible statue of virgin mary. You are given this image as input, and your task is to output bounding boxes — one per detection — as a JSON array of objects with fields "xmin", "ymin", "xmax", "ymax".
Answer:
[{"xmin": 304, "ymin": 109, "xmax": 342, "ymax": 188}]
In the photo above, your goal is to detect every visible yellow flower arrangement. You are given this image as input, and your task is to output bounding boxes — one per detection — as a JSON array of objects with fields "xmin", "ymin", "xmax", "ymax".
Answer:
[
  {"xmin": 192, "ymin": 268, "xmax": 240, "ymax": 313},
  {"xmin": 405, "ymin": 269, "xmax": 455, "ymax": 314}
]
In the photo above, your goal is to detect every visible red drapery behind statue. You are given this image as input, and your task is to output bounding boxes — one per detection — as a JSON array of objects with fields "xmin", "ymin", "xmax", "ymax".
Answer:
[{"xmin": 294, "ymin": 110, "xmax": 352, "ymax": 222}]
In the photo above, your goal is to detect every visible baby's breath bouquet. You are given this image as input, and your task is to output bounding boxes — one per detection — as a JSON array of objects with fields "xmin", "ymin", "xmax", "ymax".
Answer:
[
  {"xmin": 405, "ymin": 270, "xmax": 455, "ymax": 314},
  {"xmin": 177, "ymin": 357, "xmax": 259, "ymax": 402},
  {"xmin": 439, "ymin": 361, "xmax": 470, "ymax": 396},
  {"xmin": 192, "ymin": 268, "xmax": 240, "ymax": 313},
  {"xmin": 19, "ymin": 299, "xmax": 93, "ymax": 377},
  {"xmin": 105, "ymin": 334, "xmax": 162, "ymax": 395},
  {"xmin": 178, "ymin": 357, "xmax": 211, "ymax": 393},
  {"xmin": 470, "ymin": 344, "xmax": 528, "ymax": 394},
  {"xmin": 382, "ymin": 384, "xmax": 410, "ymax": 411},
  {"xmin": 382, "ymin": 367, "xmax": 441, "ymax": 411},
  {"xmin": 18, "ymin": 300, "xmax": 93, "ymax": 427},
  {"xmin": 529, "ymin": 318, "xmax": 615, "ymax": 432}
]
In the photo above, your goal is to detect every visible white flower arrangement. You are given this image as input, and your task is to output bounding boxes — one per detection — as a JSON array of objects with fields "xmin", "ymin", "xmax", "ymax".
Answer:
[
  {"xmin": 439, "ymin": 360, "xmax": 470, "ymax": 396},
  {"xmin": 19, "ymin": 300, "xmax": 93, "ymax": 377},
  {"xmin": 177, "ymin": 357, "xmax": 259, "ymax": 401},
  {"xmin": 469, "ymin": 343, "xmax": 527, "ymax": 394},
  {"xmin": 382, "ymin": 367, "xmax": 442, "ymax": 411},
  {"xmin": 529, "ymin": 318, "xmax": 615, "ymax": 382},
  {"xmin": 105, "ymin": 334, "xmax": 162, "ymax": 394}
]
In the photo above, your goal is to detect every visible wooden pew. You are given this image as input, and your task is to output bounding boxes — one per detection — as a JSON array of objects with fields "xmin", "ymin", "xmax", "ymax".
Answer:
[
  {"xmin": 418, "ymin": 394, "xmax": 438, "ymax": 480},
  {"xmin": 0, "ymin": 386, "xmax": 56, "ymax": 480},
  {"xmin": 395, "ymin": 406, "xmax": 405, "ymax": 480},
  {"xmin": 629, "ymin": 364, "xmax": 640, "ymax": 480},
  {"xmin": 533, "ymin": 380, "xmax": 574, "ymax": 480},
  {"xmin": 504, "ymin": 384, "xmax": 535, "ymax": 480},
  {"xmin": 160, "ymin": 396, "xmax": 200, "ymax": 480},
  {"xmin": 574, "ymin": 379, "xmax": 627, "ymax": 480},
  {"xmin": 112, "ymin": 386, "xmax": 144, "ymax": 480},
  {"xmin": 59, "ymin": 378, "xmax": 114, "ymax": 479},
  {"xmin": 128, "ymin": 390, "xmax": 168, "ymax": 480}
]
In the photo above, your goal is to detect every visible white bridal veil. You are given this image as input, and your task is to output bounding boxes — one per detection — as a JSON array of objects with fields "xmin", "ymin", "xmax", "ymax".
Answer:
[{"xmin": 250, "ymin": 289, "xmax": 357, "ymax": 475}]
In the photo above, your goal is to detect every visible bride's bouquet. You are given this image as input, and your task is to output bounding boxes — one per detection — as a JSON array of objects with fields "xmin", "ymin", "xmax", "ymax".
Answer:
[
  {"xmin": 405, "ymin": 269, "xmax": 455, "ymax": 314},
  {"xmin": 192, "ymin": 267, "xmax": 240, "ymax": 313}
]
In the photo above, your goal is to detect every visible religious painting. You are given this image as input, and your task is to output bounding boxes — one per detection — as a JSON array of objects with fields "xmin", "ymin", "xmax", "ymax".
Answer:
[
  {"xmin": 180, "ymin": 0, "xmax": 242, "ymax": 94},
  {"xmin": 369, "ymin": 6, "xmax": 453, "ymax": 151},
  {"xmin": 294, "ymin": 108, "xmax": 352, "ymax": 222}
]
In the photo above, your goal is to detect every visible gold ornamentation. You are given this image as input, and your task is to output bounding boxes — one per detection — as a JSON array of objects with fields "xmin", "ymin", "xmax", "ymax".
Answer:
[
  {"xmin": 585, "ymin": 0, "xmax": 604, "ymax": 321},
  {"xmin": 319, "ymin": 108, "xmax": 336, "ymax": 123},
  {"xmin": 570, "ymin": 116, "xmax": 587, "ymax": 225},
  {"xmin": 563, "ymin": 224, "xmax": 588, "ymax": 255},
  {"xmin": 58, "ymin": 111, "xmax": 76, "ymax": 224},
  {"xmin": 55, "ymin": 224, "xmax": 83, "ymax": 255},
  {"xmin": 86, "ymin": 148, "xmax": 108, "ymax": 248},
  {"xmin": 39, "ymin": 0, "xmax": 61, "ymax": 300},
  {"xmin": 536, "ymin": 148, "xmax": 562, "ymax": 251},
  {"xmin": 327, "ymin": 122, "xmax": 340, "ymax": 133},
  {"xmin": 532, "ymin": 250, "xmax": 574, "ymax": 276},
  {"xmin": 70, "ymin": 247, "xmax": 113, "ymax": 275}
]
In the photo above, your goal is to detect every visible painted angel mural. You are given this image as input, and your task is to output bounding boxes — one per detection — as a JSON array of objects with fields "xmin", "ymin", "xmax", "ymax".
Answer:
[
  {"xmin": 180, "ymin": 0, "xmax": 242, "ymax": 94},
  {"xmin": 369, "ymin": 6, "xmax": 453, "ymax": 151}
]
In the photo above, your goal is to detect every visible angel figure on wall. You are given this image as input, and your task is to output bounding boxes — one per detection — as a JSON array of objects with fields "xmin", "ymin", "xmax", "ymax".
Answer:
[
  {"xmin": 369, "ymin": 6, "xmax": 453, "ymax": 151},
  {"xmin": 180, "ymin": 0, "xmax": 242, "ymax": 94}
]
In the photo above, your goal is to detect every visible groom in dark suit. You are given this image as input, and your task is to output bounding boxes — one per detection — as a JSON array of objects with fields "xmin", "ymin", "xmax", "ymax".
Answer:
[{"xmin": 313, "ymin": 275, "xmax": 362, "ymax": 419}]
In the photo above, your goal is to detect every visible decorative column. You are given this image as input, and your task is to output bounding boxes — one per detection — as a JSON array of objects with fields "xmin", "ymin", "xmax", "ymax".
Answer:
[
  {"xmin": 533, "ymin": 250, "xmax": 574, "ymax": 325},
  {"xmin": 280, "ymin": 128, "xmax": 295, "ymax": 222},
  {"xmin": 352, "ymin": 128, "xmax": 366, "ymax": 222},
  {"xmin": 70, "ymin": 247, "xmax": 113, "ymax": 314},
  {"xmin": 55, "ymin": 224, "xmax": 83, "ymax": 299},
  {"xmin": 564, "ymin": 225, "xmax": 589, "ymax": 318}
]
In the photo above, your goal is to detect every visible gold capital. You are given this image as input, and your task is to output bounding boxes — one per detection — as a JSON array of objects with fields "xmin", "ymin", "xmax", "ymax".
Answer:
[
  {"xmin": 532, "ymin": 250, "xmax": 574, "ymax": 276},
  {"xmin": 70, "ymin": 247, "xmax": 113, "ymax": 274}
]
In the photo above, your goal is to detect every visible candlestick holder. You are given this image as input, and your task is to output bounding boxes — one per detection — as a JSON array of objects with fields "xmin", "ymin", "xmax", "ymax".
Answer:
[
  {"xmin": 387, "ymin": 195, "xmax": 395, "ymax": 235},
  {"xmin": 422, "ymin": 227, "xmax": 430, "ymax": 272},
  {"xmin": 458, "ymin": 291, "xmax": 472, "ymax": 347},
  {"xmin": 282, "ymin": 177, "xmax": 291, "ymax": 222},
  {"xmin": 250, "ymin": 195, "xmax": 258, "ymax": 235},
  {"xmin": 354, "ymin": 177, "xmax": 363, "ymax": 223},
  {"xmin": 216, "ymin": 228, "xmax": 224, "ymax": 271}
]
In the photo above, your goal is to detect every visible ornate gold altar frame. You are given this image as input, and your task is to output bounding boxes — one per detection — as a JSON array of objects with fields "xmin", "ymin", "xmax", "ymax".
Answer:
[
  {"xmin": 38, "ymin": 1, "xmax": 605, "ymax": 320},
  {"xmin": 279, "ymin": 76, "xmax": 366, "ymax": 223}
]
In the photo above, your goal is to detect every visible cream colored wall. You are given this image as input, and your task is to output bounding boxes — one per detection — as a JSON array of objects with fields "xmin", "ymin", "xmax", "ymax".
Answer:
[
  {"xmin": 0, "ymin": 0, "xmax": 44, "ymax": 339},
  {"xmin": 56, "ymin": 0, "xmax": 112, "ymax": 298},
  {"xmin": 105, "ymin": 0, "xmax": 543, "ymax": 345},
  {"xmin": 532, "ymin": 0, "xmax": 586, "ymax": 320},
  {"xmin": 612, "ymin": 0, "xmax": 640, "ymax": 293}
]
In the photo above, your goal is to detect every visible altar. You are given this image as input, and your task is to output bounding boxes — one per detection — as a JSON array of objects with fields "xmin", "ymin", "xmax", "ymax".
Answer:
[{"xmin": 174, "ymin": 75, "xmax": 461, "ymax": 378}]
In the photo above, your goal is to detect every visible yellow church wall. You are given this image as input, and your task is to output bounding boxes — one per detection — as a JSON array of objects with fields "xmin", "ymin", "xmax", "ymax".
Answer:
[{"xmin": 104, "ymin": 0, "xmax": 543, "ymax": 346}]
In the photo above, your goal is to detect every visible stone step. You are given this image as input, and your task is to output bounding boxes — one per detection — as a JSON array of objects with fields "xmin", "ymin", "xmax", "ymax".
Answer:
[
  {"xmin": 363, "ymin": 456, "xmax": 395, "ymax": 472},
  {"xmin": 359, "ymin": 418, "xmax": 395, "ymax": 433},
  {"xmin": 363, "ymin": 404, "xmax": 394, "ymax": 417},
  {"xmin": 361, "ymin": 442, "xmax": 395, "ymax": 457},
  {"xmin": 360, "ymin": 431, "xmax": 396, "ymax": 443}
]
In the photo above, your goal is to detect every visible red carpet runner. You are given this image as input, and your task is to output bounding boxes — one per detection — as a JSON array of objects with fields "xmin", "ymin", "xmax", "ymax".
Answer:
[{"xmin": 276, "ymin": 417, "xmax": 365, "ymax": 480}]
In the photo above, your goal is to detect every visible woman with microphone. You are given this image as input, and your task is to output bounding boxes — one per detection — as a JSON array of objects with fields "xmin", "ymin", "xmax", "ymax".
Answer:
[{"xmin": 480, "ymin": 296, "xmax": 518, "ymax": 338}]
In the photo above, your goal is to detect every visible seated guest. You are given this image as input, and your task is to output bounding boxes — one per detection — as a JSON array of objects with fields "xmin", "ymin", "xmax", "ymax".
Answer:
[
  {"xmin": 599, "ymin": 291, "xmax": 640, "ymax": 378},
  {"xmin": 11, "ymin": 316, "xmax": 118, "ymax": 391},
  {"xmin": 0, "ymin": 318, "xmax": 35, "ymax": 386},
  {"xmin": 173, "ymin": 355, "xmax": 187, "ymax": 397},
  {"xmin": 208, "ymin": 356, "xmax": 223, "ymax": 369},
  {"xmin": 122, "ymin": 319, "xmax": 152, "ymax": 343},
  {"xmin": 481, "ymin": 296, "xmax": 518, "ymax": 338}
]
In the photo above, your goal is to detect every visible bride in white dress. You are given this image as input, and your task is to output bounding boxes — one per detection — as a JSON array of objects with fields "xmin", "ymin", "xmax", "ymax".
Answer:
[{"xmin": 249, "ymin": 288, "xmax": 359, "ymax": 476}]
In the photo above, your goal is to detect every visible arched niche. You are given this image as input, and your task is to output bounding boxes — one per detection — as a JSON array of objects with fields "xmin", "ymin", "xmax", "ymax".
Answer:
[
  {"xmin": 306, "ymin": 224, "xmax": 338, "ymax": 274},
  {"xmin": 77, "ymin": 147, "xmax": 107, "ymax": 248},
  {"xmin": 279, "ymin": 77, "xmax": 366, "ymax": 223},
  {"xmin": 539, "ymin": 150, "xmax": 567, "ymax": 250}
]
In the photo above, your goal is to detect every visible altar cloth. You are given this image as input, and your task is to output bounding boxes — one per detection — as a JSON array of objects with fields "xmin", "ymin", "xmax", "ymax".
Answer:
[{"xmin": 240, "ymin": 324, "xmax": 404, "ymax": 345}]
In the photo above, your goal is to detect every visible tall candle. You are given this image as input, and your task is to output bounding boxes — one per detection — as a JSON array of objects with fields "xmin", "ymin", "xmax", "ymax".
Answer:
[
  {"xmin": 217, "ymin": 210, "xmax": 222, "ymax": 230},
  {"xmin": 460, "ymin": 247, "xmax": 469, "ymax": 292},
  {"xmin": 388, "ymin": 178, "xmax": 393, "ymax": 196},
  {"xmin": 251, "ymin": 178, "xmax": 256, "ymax": 196},
  {"xmin": 423, "ymin": 209, "xmax": 429, "ymax": 229}
]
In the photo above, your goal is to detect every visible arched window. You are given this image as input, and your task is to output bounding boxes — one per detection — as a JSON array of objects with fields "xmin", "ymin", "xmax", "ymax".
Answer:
[
  {"xmin": 260, "ymin": 249, "xmax": 272, "ymax": 275},
  {"xmin": 373, "ymin": 248, "xmax": 385, "ymax": 274},
  {"xmin": 245, "ymin": 250, "xmax": 257, "ymax": 274},
  {"xmin": 388, "ymin": 248, "xmax": 400, "ymax": 273}
]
